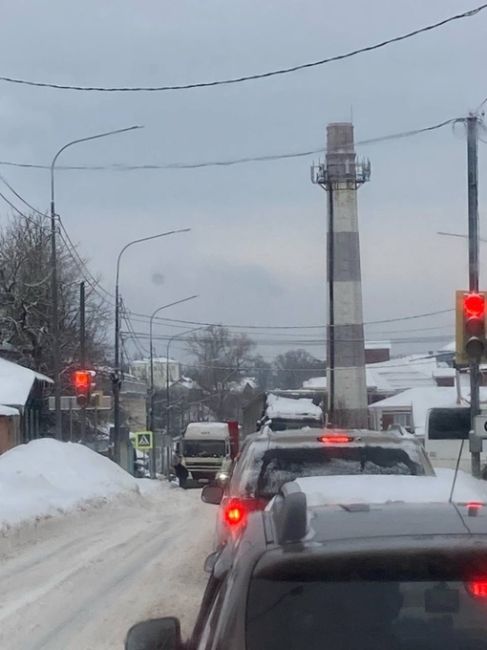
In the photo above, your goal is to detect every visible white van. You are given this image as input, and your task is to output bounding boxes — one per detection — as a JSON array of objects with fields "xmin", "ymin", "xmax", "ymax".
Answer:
[
  {"xmin": 180, "ymin": 422, "xmax": 231, "ymax": 481},
  {"xmin": 424, "ymin": 406, "xmax": 487, "ymax": 473}
]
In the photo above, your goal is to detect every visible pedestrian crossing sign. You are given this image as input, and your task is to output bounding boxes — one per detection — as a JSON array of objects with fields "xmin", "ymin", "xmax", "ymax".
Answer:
[{"xmin": 134, "ymin": 431, "xmax": 153, "ymax": 450}]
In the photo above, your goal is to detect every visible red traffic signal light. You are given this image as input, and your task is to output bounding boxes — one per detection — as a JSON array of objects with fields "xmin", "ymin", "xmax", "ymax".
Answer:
[
  {"xmin": 456, "ymin": 291, "xmax": 487, "ymax": 363},
  {"xmin": 464, "ymin": 293, "xmax": 486, "ymax": 319},
  {"xmin": 73, "ymin": 370, "xmax": 94, "ymax": 407}
]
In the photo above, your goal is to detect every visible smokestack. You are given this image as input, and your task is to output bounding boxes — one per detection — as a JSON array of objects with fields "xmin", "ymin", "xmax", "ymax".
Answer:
[{"xmin": 312, "ymin": 122, "xmax": 370, "ymax": 428}]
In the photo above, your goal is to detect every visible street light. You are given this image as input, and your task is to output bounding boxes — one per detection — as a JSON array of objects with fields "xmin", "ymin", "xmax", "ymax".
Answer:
[
  {"xmin": 113, "ymin": 228, "xmax": 190, "ymax": 465},
  {"xmin": 50, "ymin": 125, "xmax": 142, "ymax": 439},
  {"xmin": 148, "ymin": 294, "xmax": 198, "ymax": 478},
  {"xmin": 165, "ymin": 326, "xmax": 206, "ymax": 437}
]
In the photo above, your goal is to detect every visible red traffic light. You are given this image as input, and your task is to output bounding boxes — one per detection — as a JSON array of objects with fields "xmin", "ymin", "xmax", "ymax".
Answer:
[
  {"xmin": 73, "ymin": 370, "xmax": 91, "ymax": 392},
  {"xmin": 464, "ymin": 293, "xmax": 486, "ymax": 318}
]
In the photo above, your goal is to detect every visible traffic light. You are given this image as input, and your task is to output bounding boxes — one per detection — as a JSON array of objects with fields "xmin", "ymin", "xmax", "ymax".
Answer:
[
  {"xmin": 73, "ymin": 369, "xmax": 94, "ymax": 407},
  {"xmin": 456, "ymin": 291, "xmax": 487, "ymax": 364}
]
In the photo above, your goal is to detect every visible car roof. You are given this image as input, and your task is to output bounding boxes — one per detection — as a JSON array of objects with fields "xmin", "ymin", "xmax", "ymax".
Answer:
[
  {"xmin": 307, "ymin": 501, "xmax": 487, "ymax": 544},
  {"xmin": 243, "ymin": 427, "xmax": 421, "ymax": 448}
]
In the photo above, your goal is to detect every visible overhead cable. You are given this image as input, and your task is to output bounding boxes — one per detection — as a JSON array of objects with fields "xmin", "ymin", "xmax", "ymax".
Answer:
[
  {"xmin": 0, "ymin": 118, "xmax": 458, "ymax": 172},
  {"xmin": 0, "ymin": 5, "xmax": 484, "ymax": 92}
]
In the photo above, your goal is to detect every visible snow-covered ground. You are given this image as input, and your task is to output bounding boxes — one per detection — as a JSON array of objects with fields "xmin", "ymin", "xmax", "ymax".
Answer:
[
  {"xmin": 0, "ymin": 439, "xmax": 140, "ymax": 532},
  {"xmin": 0, "ymin": 440, "xmax": 215, "ymax": 649}
]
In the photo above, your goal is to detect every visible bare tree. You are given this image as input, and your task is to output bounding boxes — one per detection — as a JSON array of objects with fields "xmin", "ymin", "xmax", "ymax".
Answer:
[
  {"xmin": 273, "ymin": 349, "xmax": 325, "ymax": 390},
  {"xmin": 0, "ymin": 213, "xmax": 109, "ymax": 379},
  {"xmin": 186, "ymin": 325, "xmax": 255, "ymax": 420}
]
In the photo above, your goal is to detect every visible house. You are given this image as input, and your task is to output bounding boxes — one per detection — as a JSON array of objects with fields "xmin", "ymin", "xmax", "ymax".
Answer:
[
  {"xmin": 0, "ymin": 357, "xmax": 52, "ymax": 450},
  {"xmin": 130, "ymin": 357, "xmax": 180, "ymax": 390},
  {"xmin": 0, "ymin": 404, "xmax": 21, "ymax": 454},
  {"xmin": 368, "ymin": 384, "xmax": 487, "ymax": 436},
  {"xmin": 302, "ymin": 354, "xmax": 440, "ymax": 406}
]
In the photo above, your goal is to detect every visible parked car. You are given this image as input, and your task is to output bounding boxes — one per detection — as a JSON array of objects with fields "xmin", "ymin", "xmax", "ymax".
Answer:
[
  {"xmin": 126, "ymin": 478, "xmax": 487, "ymax": 649},
  {"xmin": 202, "ymin": 427, "xmax": 435, "ymax": 546}
]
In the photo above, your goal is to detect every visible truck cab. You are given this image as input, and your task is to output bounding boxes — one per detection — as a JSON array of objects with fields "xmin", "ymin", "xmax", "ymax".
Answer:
[{"xmin": 181, "ymin": 422, "xmax": 231, "ymax": 482}]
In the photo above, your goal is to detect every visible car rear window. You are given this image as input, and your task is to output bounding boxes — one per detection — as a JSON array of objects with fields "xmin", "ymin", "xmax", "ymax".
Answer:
[
  {"xmin": 259, "ymin": 446, "xmax": 424, "ymax": 498},
  {"xmin": 247, "ymin": 578, "xmax": 487, "ymax": 649},
  {"xmin": 230, "ymin": 443, "xmax": 425, "ymax": 499}
]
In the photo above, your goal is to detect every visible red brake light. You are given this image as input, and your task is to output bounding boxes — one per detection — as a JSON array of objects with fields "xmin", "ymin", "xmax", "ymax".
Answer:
[
  {"xmin": 467, "ymin": 579, "xmax": 487, "ymax": 598},
  {"xmin": 464, "ymin": 293, "xmax": 486, "ymax": 318},
  {"xmin": 318, "ymin": 435, "xmax": 354, "ymax": 444},
  {"xmin": 224, "ymin": 501, "xmax": 246, "ymax": 526}
]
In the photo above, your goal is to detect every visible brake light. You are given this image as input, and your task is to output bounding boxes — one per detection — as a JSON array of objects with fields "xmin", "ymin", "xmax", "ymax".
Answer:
[
  {"xmin": 467, "ymin": 579, "xmax": 487, "ymax": 598},
  {"xmin": 467, "ymin": 501, "xmax": 483, "ymax": 517},
  {"xmin": 318, "ymin": 435, "xmax": 354, "ymax": 444},
  {"xmin": 224, "ymin": 501, "xmax": 246, "ymax": 527}
]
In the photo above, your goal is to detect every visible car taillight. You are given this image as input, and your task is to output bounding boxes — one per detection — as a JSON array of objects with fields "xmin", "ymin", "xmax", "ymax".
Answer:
[
  {"xmin": 466, "ymin": 579, "xmax": 487, "ymax": 598},
  {"xmin": 318, "ymin": 435, "xmax": 354, "ymax": 444},
  {"xmin": 224, "ymin": 501, "xmax": 246, "ymax": 527},
  {"xmin": 222, "ymin": 497, "xmax": 267, "ymax": 527}
]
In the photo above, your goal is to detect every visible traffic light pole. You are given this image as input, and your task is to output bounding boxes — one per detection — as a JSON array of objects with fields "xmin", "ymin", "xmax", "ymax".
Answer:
[
  {"xmin": 79, "ymin": 282, "xmax": 87, "ymax": 441},
  {"xmin": 467, "ymin": 115, "xmax": 481, "ymax": 478}
]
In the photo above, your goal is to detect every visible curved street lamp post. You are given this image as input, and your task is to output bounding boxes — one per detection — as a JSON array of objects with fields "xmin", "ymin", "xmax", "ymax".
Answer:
[
  {"xmin": 50, "ymin": 125, "xmax": 142, "ymax": 438},
  {"xmin": 148, "ymin": 295, "xmax": 198, "ymax": 478},
  {"xmin": 113, "ymin": 229, "xmax": 190, "ymax": 466}
]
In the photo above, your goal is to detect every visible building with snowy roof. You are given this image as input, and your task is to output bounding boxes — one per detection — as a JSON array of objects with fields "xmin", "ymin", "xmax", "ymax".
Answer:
[{"xmin": 0, "ymin": 357, "xmax": 52, "ymax": 453}]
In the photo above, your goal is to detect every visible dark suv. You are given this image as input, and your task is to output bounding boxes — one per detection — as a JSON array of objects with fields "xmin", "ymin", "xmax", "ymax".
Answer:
[{"xmin": 126, "ymin": 482, "xmax": 487, "ymax": 650}]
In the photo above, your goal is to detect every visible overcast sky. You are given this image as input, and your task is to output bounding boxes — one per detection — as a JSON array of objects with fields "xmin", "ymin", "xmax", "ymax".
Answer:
[{"xmin": 0, "ymin": 0, "xmax": 485, "ymax": 362}]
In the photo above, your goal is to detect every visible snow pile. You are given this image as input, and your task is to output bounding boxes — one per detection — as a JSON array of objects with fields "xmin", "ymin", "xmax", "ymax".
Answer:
[
  {"xmin": 266, "ymin": 394, "xmax": 322, "ymax": 421},
  {"xmin": 0, "ymin": 438, "xmax": 140, "ymax": 530},
  {"xmin": 296, "ymin": 469, "xmax": 487, "ymax": 508}
]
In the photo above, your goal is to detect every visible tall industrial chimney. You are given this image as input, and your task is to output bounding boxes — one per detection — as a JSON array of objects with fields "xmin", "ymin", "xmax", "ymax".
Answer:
[{"xmin": 312, "ymin": 123, "xmax": 370, "ymax": 428}]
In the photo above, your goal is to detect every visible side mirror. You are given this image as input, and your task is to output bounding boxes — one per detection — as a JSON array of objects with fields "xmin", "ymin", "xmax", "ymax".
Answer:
[
  {"xmin": 201, "ymin": 484, "xmax": 224, "ymax": 505},
  {"xmin": 125, "ymin": 617, "xmax": 182, "ymax": 650}
]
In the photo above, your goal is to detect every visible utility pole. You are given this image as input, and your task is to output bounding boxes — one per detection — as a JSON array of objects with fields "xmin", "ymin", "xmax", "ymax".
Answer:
[
  {"xmin": 467, "ymin": 114, "xmax": 481, "ymax": 478},
  {"xmin": 49, "ymin": 190, "xmax": 62, "ymax": 439},
  {"xmin": 79, "ymin": 281, "xmax": 87, "ymax": 441}
]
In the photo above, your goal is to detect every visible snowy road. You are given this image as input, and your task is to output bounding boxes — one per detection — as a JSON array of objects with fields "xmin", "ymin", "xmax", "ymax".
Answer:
[{"xmin": 0, "ymin": 484, "xmax": 214, "ymax": 650}]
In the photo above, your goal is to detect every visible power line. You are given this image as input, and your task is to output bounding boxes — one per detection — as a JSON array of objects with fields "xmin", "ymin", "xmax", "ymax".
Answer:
[
  {"xmin": 139, "ymin": 307, "xmax": 455, "ymax": 331},
  {"xmin": 0, "ymin": 118, "xmax": 458, "ymax": 172},
  {"xmin": 0, "ymin": 188, "xmax": 49, "ymax": 229},
  {"xmin": 0, "ymin": 5, "xmax": 484, "ymax": 92}
]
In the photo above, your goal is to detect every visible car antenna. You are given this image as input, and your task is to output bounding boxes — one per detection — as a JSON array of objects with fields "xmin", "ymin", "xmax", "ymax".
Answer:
[{"xmin": 448, "ymin": 438, "xmax": 466, "ymax": 503}]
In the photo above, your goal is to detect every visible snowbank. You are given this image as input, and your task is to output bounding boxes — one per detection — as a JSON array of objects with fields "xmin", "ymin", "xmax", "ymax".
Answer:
[
  {"xmin": 0, "ymin": 439, "xmax": 140, "ymax": 531},
  {"xmin": 296, "ymin": 469, "xmax": 487, "ymax": 508},
  {"xmin": 266, "ymin": 394, "xmax": 322, "ymax": 420}
]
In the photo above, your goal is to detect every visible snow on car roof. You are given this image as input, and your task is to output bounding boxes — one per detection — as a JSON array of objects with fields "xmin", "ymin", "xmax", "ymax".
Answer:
[
  {"xmin": 265, "ymin": 394, "xmax": 322, "ymax": 420},
  {"xmin": 294, "ymin": 469, "xmax": 487, "ymax": 508}
]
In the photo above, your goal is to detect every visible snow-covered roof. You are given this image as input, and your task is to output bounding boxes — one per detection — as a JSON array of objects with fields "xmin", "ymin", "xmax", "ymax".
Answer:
[
  {"xmin": 440, "ymin": 341, "xmax": 456, "ymax": 352},
  {"xmin": 369, "ymin": 385, "xmax": 487, "ymax": 436},
  {"xmin": 304, "ymin": 354, "xmax": 438, "ymax": 394},
  {"xmin": 0, "ymin": 358, "xmax": 52, "ymax": 407},
  {"xmin": 131, "ymin": 357, "xmax": 178, "ymax": 365},
  {"xmin": 0, "ymin": 404, "xmax": 19, "ymax": 416},
  {"xmin": 265, "ymin": 394, "xmax": 322, "ymax": 420},
  {"xmin": 432, "ymin": 367, "xmax": 456, "ymax": 378},
  {"xmin": 365, "ymin": 340, "xmax": 392, "ymax": 350}
]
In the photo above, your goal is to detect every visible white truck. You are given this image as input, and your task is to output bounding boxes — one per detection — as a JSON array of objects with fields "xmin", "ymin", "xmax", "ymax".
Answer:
[{"xmin": 179, "ymin": 422, "xmax": 231, "ymax": 482}]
